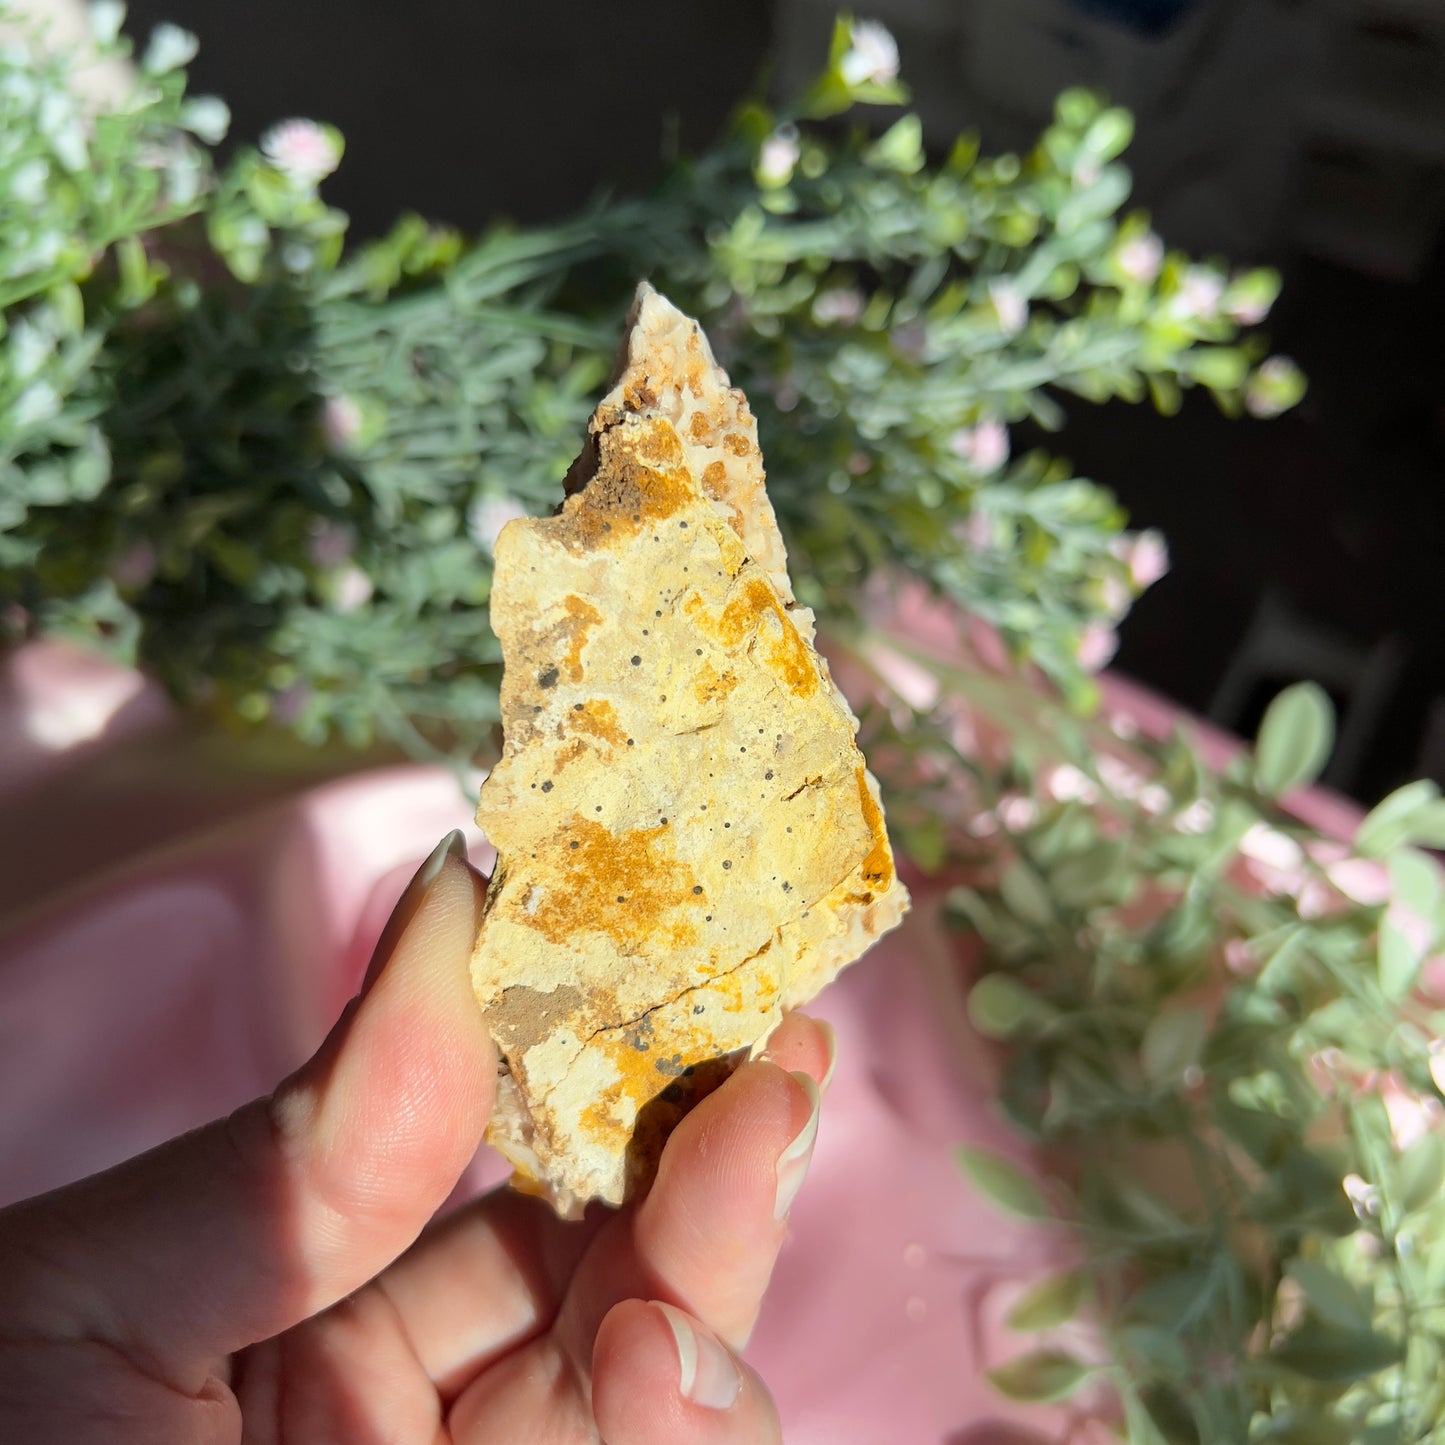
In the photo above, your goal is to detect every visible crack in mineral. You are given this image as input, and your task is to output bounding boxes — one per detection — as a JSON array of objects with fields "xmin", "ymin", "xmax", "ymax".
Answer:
[{"xmin": 525, "ymin": 930, "xmax": 782, "ymax": 1123}]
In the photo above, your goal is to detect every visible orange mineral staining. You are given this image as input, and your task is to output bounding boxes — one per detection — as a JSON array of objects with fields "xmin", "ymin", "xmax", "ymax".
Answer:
[{"xmin": 470, "ymin": 284, "xmax": 907, "ymax": 1219}]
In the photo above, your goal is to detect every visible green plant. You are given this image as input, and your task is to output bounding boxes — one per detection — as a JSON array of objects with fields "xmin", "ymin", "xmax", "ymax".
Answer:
[
  {"xmin": 1, "ymin": 8, "xmax": 1300, "ymax": 760},
  {"xmin": 14, "ymin": 11, "xmax": 1432, "ymax": 1442},
  {"xmin": 929, "ymin": 667, "xmax": 1445, "ymax": 1443}
]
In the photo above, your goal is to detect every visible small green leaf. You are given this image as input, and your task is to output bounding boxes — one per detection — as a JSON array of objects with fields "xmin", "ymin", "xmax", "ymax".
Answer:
[
  {"xmin": 1387, "ymin": 847, "xmax": 1441, "ymax": 924},
  {"xmin": 1403, "ymin": 799, "xmax": 1445, "ymax": 849},
  {"xmin": 1185, "ymin": 346, "xmax": 1250, "ymax": 391},
  {"xmin": 1357, "ymin": 780, "xmax": 1441, "ymax": 858},
  {"xmin": 1285, "ymin": 1258, "xmax": 1371, "ymax": 1330},
  {"xmin": 1394, "ymin": 1132, "xmax": 1445, "ymax": 1215},
  {"xmin": 1272, "ymin": 1321, "xmax": 1404, "ymax": 1383},
  {"xmin": 1140, "ymin": 1006, "xmax": 1208, "ymax": 1084},
  {"xmin": 1006, "ymin": 1270, "xmax": 1085, "ymax": 1331},
  {"xmin": 985, "ymin": 1349, "xmax": 1088, "ymax": 1403},
  {"xmin": 1255, "ymin": 683, "xmax": 1335, "ymax": 797},
  {"xmin": 967, "ymin": 974, "xmax": 1056, "ymax": 1040},
  {"xmin": 1049, "ymin": 838, "xmax": 1127, "ymax": 907},
  {"xmin": 864, "ymin": 114, "xmax": 924, "ymax": 174},
  {"xmin": 1378, "ymin": 917, "xmax": 1420, "ymax": 1001},
  {"xmin": 957, "ymin": 1146, "xmax": 1050, "ymax": 1220},
  {"xmin": 1081, "ymin": 106, "xmax": 1134, "ymax": 161},
  {"xmin": 998, "ymin": 859, "xmax": 1054, "ymax": 928},
  {"xmin": 1255, "ymin": 924, "xmax": 1310, "ymax": 996}
]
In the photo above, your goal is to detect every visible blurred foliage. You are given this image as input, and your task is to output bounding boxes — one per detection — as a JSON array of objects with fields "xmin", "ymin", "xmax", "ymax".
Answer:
[
  {"xmin": 0, "ymin": 8, "xmax": 1301, "ymax": 762},
  {"xmin": 901, "ymin": 663, "xmax": 1445, "ymax": 1443}
]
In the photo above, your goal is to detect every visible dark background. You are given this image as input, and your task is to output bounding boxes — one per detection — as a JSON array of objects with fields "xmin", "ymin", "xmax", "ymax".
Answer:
[{"xmin": 123, "ymin": 0, "xmax": 1445, "ymax": 805}]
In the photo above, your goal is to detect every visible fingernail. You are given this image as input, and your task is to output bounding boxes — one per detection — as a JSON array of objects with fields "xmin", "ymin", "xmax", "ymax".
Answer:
[
  {"xmin": 817, "ymin": 1020, "xmax": 838, "ymax": 1094},
  {"xmin": 773, "ymin": 1071, "xmax": 821, "ymax": 1221},
  {"xmin": 655, "ymin": 1302, "xmax": 742, "ymax": 1411},
  {"xmin": 361, "ymin": 830, "xmax": 469, "ymax": 992}
]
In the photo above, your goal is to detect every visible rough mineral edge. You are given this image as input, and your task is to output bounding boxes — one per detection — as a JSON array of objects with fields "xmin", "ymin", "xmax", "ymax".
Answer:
[{"xmin": 471, "ymin": 285, "xmax": 909, "ymax": 1218}]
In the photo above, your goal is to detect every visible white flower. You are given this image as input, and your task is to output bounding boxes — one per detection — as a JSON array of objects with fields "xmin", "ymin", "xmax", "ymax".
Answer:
[
  {"xmin": 11, "ymin": 159, "xmax": 48, "ymax": 207},
  {"xmin": 1343, "ymin": 1172, "xmax": 1380, "ymax": 1218},
  {"xmin": 1097, "ymin": 754, "xmax": 1146, "ymax": 799},
  {"xmin": 1139, "ymin": 784, "xmax": 1171, "ymax": 816},
  {"xmin": 1228, "ymin": 293, "xmax": 1271, "ymax": 326},
  {"xmin": 812, "ymin": 286, "xmax": 865, "ymax": 326},
  {"xmin": 181, "ymin": 96, "xmax": 231, "ymax": 146},
  {"xmin": 840, "ymin": 19, "xmax": 900, "ymax": 87},
  {"xmin": 39, "ymin": 92, "xmax": 87, "ymax": 173},
  {"xmin": 1076, "ymin": 623, "xmax": 1118, "ymax": 672},
  {"xmin": 968, "ymin": 810, "xmax": 999, "ymax": 838},
  {"xmin": 1297, "ymin": 879, "xmax": 1334, "ymax": 919},
  {"xmin": 949, "ymin": 419, "xmax": 1010, "ymax": 474},
  {"xmin": 332, "ymin": 565, "xmax": 373, "ymax": 613},
  {"xmin": 1175, "ymin": 799, "xmax": 1215, "ymax": 835},
  {"xmin": 1173, "ymin": 267, "xmax": 1224, "ymax": 322},
  {"xmin": 997, "ymin": 794, "xmax": 1038, "ymax": 832},
  {"xmin": 758, "ymin": 126, "xmax": 800, "ymax": 185},
  {"xmin": 1325, "ymin": 857, "xmax": 1390, "ymax": 906},
  {"xmin": 1125, "ymin": 529, "xmax": 1169, "ymax": 588},
  {"xmin": 322, "ymin": 394, "xmax": 363, "ymax": 452},
  {"xmin": 165, "ymin": 152, "xmax": 202, "ymax": 207},
  {"xmin": 1245, "ymin": 356, "xmax": 1301, "ymax": 419},
  {"xmin": 1223, "ymin": 938, "xmax": 1256, "ymax": 975},
  {"xmin": 1380, "ymin": 1075, "xmax": 1442, "ymax": 1153},
  {"xmin": 1046, "ymin": 764, "xmax": 1099, "ymax": 804},
  {"xmin": 142, "ymin": 22, "xmax": 198, "ymax": 76},
  {"xmin": 467, "ymin": 495, "xmax": 529, "ymax": 555},
  {"xmin": 1116, "ymin": 232, "xmax": 1163, "ymax": 285},
  {"xmin": 1110, "ymin": 713, "xmax": 1140, "ymax": 742},
  {"xmin": 989, "ymin": 279, "xmax": 1027, "ymax": 336},
  {"xmin": 1239, "ymin": 823, "xmax": 1304, "ymax": 873},
  {"xmin": 261, "ymin": 119, "xmax": 341, "ymax": 186},
  {"xmin": 89, "ymin": 1, "xmax": 126, "ymax": 47}
]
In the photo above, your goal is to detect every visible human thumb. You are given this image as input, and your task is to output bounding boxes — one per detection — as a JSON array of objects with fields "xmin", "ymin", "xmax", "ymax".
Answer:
[{"xmin": 0, "ymin": 830, "xmax": 495, "ymax": 1387}]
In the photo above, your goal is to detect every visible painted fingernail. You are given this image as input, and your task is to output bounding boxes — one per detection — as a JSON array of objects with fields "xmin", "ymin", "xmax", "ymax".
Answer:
[
  {"xmin": 773, "ymin": 1071, "xmax": 821, "ymax": 1221},
  {"xmin": 655, "ymin": 1302, "xmax": 742, "ymax": 1411},
  {"xmin": 361, "ymin": 830, "xmax": 469, "ymax": 991}
]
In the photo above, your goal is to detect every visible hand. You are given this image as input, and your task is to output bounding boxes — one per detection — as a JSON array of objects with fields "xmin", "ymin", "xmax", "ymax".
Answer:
[{"xmin": 0, "ymin": 831, "xmax": 832, "ymax": 1443}]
